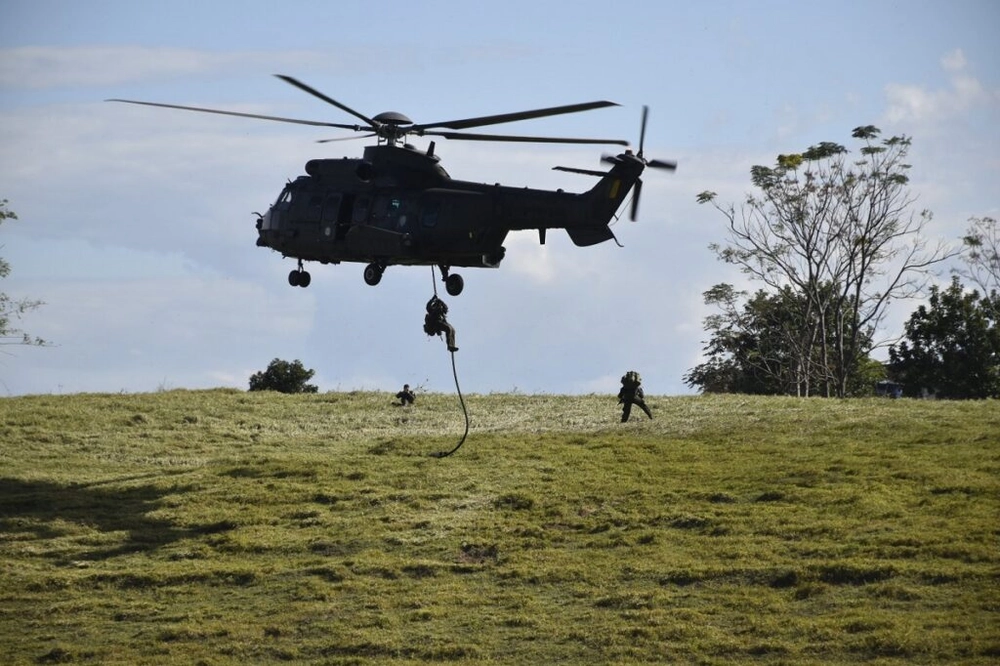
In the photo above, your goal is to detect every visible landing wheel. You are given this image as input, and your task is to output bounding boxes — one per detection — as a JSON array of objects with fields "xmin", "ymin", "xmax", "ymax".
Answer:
[
  {"xmin": 288, "ymin": 270, "xmax": 311, "ymax": 287},
  {"xmin": 445, "ymin": 273, "xmax": 464, "ymax": 296},
  {"xmin": 363, "ymin": 263, "xmax": 384, "ymax": 286}
]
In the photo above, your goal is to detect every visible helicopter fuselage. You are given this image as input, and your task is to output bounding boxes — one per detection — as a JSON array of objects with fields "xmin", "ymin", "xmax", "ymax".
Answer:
[{"xmin": 257, "ymin": 143, "xmax": 644, "ymax": 292}]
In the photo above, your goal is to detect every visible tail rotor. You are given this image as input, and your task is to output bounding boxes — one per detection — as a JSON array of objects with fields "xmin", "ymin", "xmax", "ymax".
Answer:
[
  {"xmin": 553, "ymin": 104, "xmax": 678, "ymax": 223},
  {"xmin": 599, "ymin": 106, "xmax": 676, "ymax": 220}
]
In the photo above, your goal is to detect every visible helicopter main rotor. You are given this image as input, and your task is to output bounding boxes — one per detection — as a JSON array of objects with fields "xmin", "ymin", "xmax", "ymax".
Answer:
[{"xmin": 108, "ymin": 74, "xmax": 629, "ymax": 148}]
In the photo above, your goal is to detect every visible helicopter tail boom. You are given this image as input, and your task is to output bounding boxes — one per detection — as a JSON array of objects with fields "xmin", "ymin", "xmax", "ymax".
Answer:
[{"xmin": 486, "ymin": 153, "xmax": 642, "ymax": 247}]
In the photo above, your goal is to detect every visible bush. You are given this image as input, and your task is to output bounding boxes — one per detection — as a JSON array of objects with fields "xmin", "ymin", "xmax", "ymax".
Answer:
[{"xmin": 248, "ymin": 358, "xmax": 318, "ymax": 393}]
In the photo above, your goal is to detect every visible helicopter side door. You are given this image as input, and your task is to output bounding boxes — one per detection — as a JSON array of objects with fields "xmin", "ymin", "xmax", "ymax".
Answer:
[
  {"xmin": 342, "ymin": 192, "xmax": 412, "ymax": 259},
  {"xmin": 371, "ymin": 193, "xmax": 416, "ymax": 233},
  {"xmin": 297, "ymin": 192, "xmax": 323, "ymax": 225},
  {"xmin": 335, "ymin": 194, "xmax": 354, "ymax": 241},
  {"xmin": 318, "ymin": 193, "xmax": 346, "ymax": 242}
]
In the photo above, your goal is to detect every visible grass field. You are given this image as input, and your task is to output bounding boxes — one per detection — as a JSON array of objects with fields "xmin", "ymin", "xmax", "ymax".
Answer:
[{"xmin": 1, "ymin": 390, "xmax": 998, "ymax": 664}]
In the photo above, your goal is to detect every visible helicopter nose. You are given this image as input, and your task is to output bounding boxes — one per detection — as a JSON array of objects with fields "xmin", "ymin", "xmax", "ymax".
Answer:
[
  {"xmin": 260, "ymin": 208, "xmax": 280, "ymax": 230},
  {"xmin": 257, "ymin": 209, "xmax": 279, "ymax": 247}
]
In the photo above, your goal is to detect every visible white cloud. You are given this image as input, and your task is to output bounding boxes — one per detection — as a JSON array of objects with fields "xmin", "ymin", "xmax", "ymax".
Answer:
[
  {"xmin": 941, "ymin": 49, "xmax": 967, "ymax": 72},
  {"xmin": 0, "ymin": 46, "xmax": 340, "ymax": 89},
  {"xmin": 0, "ymin": 46, "xmax": 232, "ymax": 88},
  {"xmin": 0, "ymin": 43, "xmax": 544, "ymax": 91},
  {"xmin": 884, "ymin": 49, "xmax": 993, "ymax": 124}
]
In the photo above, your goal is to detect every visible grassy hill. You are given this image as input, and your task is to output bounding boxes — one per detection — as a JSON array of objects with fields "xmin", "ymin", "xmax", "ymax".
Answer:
[{"xmin": 1, "ymin": 390, "xmax": 998, "ymax": 664}]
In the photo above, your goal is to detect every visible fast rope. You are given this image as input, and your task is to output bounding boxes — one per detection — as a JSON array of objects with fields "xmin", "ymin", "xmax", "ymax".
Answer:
[{"xmin": 428, "ymin": 266, "xmax": 470, "ymax": 458}]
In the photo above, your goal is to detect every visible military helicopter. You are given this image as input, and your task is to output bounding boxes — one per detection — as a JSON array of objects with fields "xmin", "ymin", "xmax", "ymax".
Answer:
[{"xmin": 108, "ymin": 75, "xmax": 675, "ymax": 295}]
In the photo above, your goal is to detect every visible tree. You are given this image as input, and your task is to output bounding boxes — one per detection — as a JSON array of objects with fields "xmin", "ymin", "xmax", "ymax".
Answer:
[
  {"xmin": 684, "ymin": 284, "xmax": 798, "ymax": 395},
  {"xmin": 248, "ymin": 358, "xmax": 319, "ymax": 393},
  {"xmin": 684, "ymin": 283, "xmax": 881, "ymax": 396},
  {"xmin": 697, "ymin": 127, "xmax": 956, "ymax": 397},
  {"xmin": 889, "ymin": 277, "xmax": 1000, "ymax": 399},
  {"xmin": 1, "ymin": 199, "xmax": 47, "ymax": 348},
  {"xmin": 958, "ymin": 216, "xmax": 999, "ymax": 297}
]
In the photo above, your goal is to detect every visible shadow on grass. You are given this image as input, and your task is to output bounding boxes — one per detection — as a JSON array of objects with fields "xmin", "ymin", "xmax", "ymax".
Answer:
[{"xmin": 0, "ymin": 475, "xmax": 234, "ymax": 561}]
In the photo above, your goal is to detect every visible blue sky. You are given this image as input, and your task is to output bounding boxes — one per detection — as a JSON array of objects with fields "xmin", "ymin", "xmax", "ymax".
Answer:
[{"xmin": 1, "ymin": 0, "xmax": 997, "ymax": 396}]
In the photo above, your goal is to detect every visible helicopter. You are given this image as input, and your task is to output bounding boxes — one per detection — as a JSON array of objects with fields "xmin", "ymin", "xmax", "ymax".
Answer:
[{"xmin": 108, "ymin": 75, "xmax": 676, "ymax": 296}]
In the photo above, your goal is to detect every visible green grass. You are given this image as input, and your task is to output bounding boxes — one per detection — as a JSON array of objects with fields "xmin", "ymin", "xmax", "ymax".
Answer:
[{"xmin": 1, "ymin": 390, "xmax": 998, "ymax": 664}]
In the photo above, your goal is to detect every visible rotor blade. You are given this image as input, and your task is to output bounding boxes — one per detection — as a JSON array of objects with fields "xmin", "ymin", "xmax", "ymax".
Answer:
[
  {"xmin": 106, "ymin": 98, "xmax": 360, "ymax": 130},
  {"xmin": 648, "ymin": 158, "xmax": 678, "ymax": 170},
  {"xmin": 316, "ymin": 133, "xmax": 378, "ymax": 144},
  {"xmin": 631, "ymin": 178, "xmax": 643, "ymax": 221},
  {"xmin": 414, "ymin": 100, "xmax": 619, "ymax": 132},
  {"xmin": 638, "ymin": 105, "xmax": 649, "ymax": 157},
  {"xmin": 423, "ymin": 130, "xmax": 628, "ymax": 146},
  {"xmin": 553, "ymin": 166, "xmax": 607, "ymax": 176},
  {"xmin": 274, "ymin": 74, "xmax": 376, "ymax": 127}
]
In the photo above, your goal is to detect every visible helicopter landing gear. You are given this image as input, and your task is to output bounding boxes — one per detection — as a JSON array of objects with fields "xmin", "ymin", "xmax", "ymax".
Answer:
[
  {"xmin": 363, "ymin": 262, "xmax": 385, "ymax": 286},
  {"xmin": 288, "ymin": 269, "xmax": 311, "ymax": 287},
  {"xmin": 446, "ymin": 273, "xmax": 464, "ymax": 296},
  {"xmin": 438, "ymin": 265, "xmax": 464, "ymax": 296},
  {"xmin": 289, "ymin": 260, "xmax": 311, "ymax": 288}
]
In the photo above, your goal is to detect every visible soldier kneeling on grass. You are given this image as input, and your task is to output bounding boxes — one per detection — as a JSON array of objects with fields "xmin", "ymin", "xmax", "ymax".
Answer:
[
  {"xmin": 618, "ymin": 370, "xmax": 653, "ymax": 422},
  {"xmin": 394, "ymin": 384, "xmax": 415, "ymax": 406}
]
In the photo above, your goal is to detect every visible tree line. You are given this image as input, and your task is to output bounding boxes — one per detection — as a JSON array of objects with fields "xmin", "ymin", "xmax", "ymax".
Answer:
[{"xmin": 687, "ymin": 128, "xmax": 998, "ymax": 399}]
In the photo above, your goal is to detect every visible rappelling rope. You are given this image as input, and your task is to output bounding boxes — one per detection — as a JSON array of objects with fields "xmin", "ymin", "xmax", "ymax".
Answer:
[{"xmin": 429, "ymin": 266, "xmax": 470, "ymax": 458}]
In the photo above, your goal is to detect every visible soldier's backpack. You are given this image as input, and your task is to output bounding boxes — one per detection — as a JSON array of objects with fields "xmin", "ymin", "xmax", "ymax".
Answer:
[{"xmin": 622, "ymin": 370, "xmax": 641, "ymax": 389}]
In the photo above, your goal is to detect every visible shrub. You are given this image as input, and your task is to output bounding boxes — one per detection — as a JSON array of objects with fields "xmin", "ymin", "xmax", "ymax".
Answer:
[{"xmin": 248, "ymin": 358, "xmax": 318, "ymax": 393}]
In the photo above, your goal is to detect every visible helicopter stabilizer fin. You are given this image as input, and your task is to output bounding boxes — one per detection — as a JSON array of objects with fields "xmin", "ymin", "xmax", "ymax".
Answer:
[{"xmin": 566, "ymin": 225, "xmax": 616, "ymax": 247}]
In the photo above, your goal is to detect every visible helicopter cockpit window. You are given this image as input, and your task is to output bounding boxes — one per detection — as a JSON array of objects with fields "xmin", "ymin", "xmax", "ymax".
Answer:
[{"xmin": 274, "ymin": 187, "xmax": 292, "ymax": 207}]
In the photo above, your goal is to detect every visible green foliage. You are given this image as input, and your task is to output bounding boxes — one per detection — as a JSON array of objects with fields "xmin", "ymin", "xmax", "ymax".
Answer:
[
  {"xmin": 801, "ymin": 140, "xmax": 846, "ymax": 160},
  {"xmin": 695, "ymin": 127, "xmax": 953, "ymax": 397},
  {"xmin": 847, "ymin": 355, "xmax": 888, "ymax": 397},
  {"xmin": 959, "ymin": 215, "xmax": 1000, "ymax": 295},
  {"xmin": 852, "ymin": 125, "xmax": 881, "ymax": 140},
  {"xmin": 776, "ymin": 153, "xmax": 803, "ymax": 169},
  {"xmin": 1, "ymin": 390, "xmax": 997, "ymax": 664},
  {"xmin": 0, "ymin": 200, "xmax": 18, "ymax": 281},
  {"xmin": 685, "ymin": 283, "xmax": 878, "ymax": 396},
  {"xmin": 889, "ymin": 277, "xmax": 1000, "ymax": 398},
  {"xmin": 248, "ymin": 358, "xmax": 318, "ymax": 393},
  {"xmin": 1, "ymin": 199, "xmax": 47, "ymax": 347}
]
